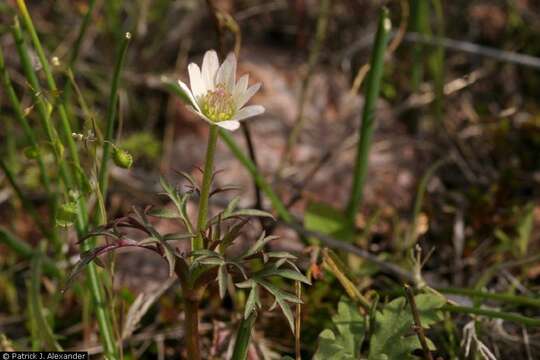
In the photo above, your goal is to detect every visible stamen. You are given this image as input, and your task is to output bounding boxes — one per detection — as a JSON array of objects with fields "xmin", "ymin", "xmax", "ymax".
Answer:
[{"xmin": 200, "ymin": 84, "xmax": 235, "ymax": 121}]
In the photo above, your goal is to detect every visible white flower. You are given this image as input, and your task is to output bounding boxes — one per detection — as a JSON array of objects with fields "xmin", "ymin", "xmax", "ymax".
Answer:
[{"xmin": 176, "ymin": 50, "xmax": 264, "ymax": 131}]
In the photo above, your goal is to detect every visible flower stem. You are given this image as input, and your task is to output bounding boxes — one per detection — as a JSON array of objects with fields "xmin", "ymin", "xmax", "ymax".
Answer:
[
  {"xmin": 184, "ymin": 296, "xmax": 202, "ymax": 360},
  {"xmin": 194, "ymin": 124, "xmax": 219, "ymax": 251},
  {"xmin": 231, "ymin": 312, "xmax": 257, "ymax": 360}
]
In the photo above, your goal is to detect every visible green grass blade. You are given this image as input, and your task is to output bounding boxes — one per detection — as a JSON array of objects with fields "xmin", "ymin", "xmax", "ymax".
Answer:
[
  {"xmin": 0, "ymin": 227, "xmax": 61, "ymax": 278},
  {"xmin": 345, "ymin": 8, "xmax": 392, "ymax": 225},
  {"xmin": 409, "ymin": 0, "xmax": 430, "ymax": 91},
  {"xmin": 442, "ymin": 304, "xmax": 540, "ymax": 328},
  {"xmin": 13, "ymin": 4, "xmax": 119, "ymax": 356},
  {"xmin": 28, "ymin": 244, "xmax": 63, "ymax": 351},
  {"xmin": 69, "ymin": 0, "xmax": 97, "ymax": 68},
  {"xmin": 15, "ymin": 1, "xmax": 87, "ymax": 195},
  {"xmin": 405, "ymin": 158, "xmax": 447, "ymax": 248},
  {"xmin": 429, "ymin": 0, "xmax": 445, "ymax": 123},
  {"xmin": 0, "ymin": 46, "xmax": 51, "ymax": 192},
  {"xmin": 98, "ymin": 31, "xmax": 131, "ymax": 199}
]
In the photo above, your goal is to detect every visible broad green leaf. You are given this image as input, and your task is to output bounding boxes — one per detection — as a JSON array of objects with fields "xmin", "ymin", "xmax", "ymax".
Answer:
[
  {"xmin": 313, "ymin": 297, "xmax": 365, "ymax": 360},
  {"xmin": 368, "ymin": 293, "xmax": 446, "ymax": 360},
  {"xmin": 314, "ymin": 330, "xmax": 354, "ymax": 360}
]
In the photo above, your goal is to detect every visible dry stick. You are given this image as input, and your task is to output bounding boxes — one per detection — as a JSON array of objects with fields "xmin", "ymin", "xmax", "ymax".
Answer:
[
  {"xmin": 278, "ymin": 0, "xmax": 331, "ymax": 175},
  {"xmin": 404, "ymin": 284, "xmax": 434, "ymax": 360},
  {"xmin": 295, "ymin": 281, "xmax": 302, "ymax": 360}
]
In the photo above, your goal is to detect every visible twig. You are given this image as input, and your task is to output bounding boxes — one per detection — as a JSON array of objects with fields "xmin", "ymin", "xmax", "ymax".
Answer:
[
  {"xmin": 404, "ymin": 284, "xmax": 433, "ymax": 360},
  {"xmin": 344, "ymin": 31, "xmax": 540, "ymax": 71},
  {"xmin": 206, "ymin": 0, "xmax": 225, "ymax": 56},
  {"xmin": 403, "ymin": 32, "xmax": 540, "ymax": 70},
  {"xmin": 295, "ymin": 281, "xmax": 302, "ymax": 360}
]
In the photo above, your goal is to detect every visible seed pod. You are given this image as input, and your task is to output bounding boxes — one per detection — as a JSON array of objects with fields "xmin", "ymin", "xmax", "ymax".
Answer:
[{"xmin": 113, "ymin": 147, "xmax": 133, "ymax": 169}]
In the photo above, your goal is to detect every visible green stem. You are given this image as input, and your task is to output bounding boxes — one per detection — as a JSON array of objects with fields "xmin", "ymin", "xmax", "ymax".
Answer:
[
  {"xmin": 345, "ymin": 8, "xmax": 391, "ymax": 225},
  {"xmin": 0, "ymin": 46, "xmax": 51, "ymax": 194},
  {"xmin": 98, "ymin": 32, "xmax": 131, "ymax": 199},
  {"xmin": 429, "ymin": 0, "xmax": 445, "ymax": 124},
  {"xmin": 11, "ymin": 17, "xmax": 72, "ymax": 188},
  {"xmin": 410, "ymin": 0, "xmax": 429, "ymax": 91},
  {"xmin": 69, "ymin": 0, "xmax": 97, "ymax": 68},
  {"xmin": 219, "ymin": 130, "xmax": 293, "ymax": 223},
  {"xmin": 60, "ymin": 0, "xmax": 97, "ymax": 112},
  {"xmin": 231, "ymin": 312, "xmax": 257, "ymax": 360},
  {"xmin": 29, "ymin": 244, "xmax": 63, "ymax": 351},
  {"xmin": 13, "ymin": 5, "xmax": 118, "ymax": 357},
  {"xmin": 194, "ymin": 125, "xmax": 219, "ymax": 251},
  {"xmin": 438, "ymin": 287, "xmax": 540, "ymax": 308},
  {"xmin": 442, "ymin": 304, "xmax": 540, "ymax": 328},
  {"xmin": 0, "ymin": 46, "xmax": 60, "ymax": 250},
  {"xmin": 16, "ymin": 0, "xmax": 83, "ymax": 185}
]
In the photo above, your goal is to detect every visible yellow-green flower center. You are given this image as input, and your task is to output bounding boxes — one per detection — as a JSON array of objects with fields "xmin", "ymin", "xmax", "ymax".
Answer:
[{"xmin": 200, "ymin": 84, "xmax": 235, "ymax": 121}]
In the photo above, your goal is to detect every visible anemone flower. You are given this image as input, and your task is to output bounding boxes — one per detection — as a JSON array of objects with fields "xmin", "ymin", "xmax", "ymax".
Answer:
[{"xmin": 177, "ymin": 50, "xmax": 264, "ymax": 131}]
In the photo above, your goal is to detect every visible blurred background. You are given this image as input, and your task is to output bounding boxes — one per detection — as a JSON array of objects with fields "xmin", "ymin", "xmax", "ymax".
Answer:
[{"xmin": 1, "ymin": 0, "xmax": 540, "ymax": 358}]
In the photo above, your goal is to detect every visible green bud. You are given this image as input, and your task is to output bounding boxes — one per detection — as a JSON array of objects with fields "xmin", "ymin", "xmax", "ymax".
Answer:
[
  {"xmin": 113, "ymin": 147, "xmax": 133, "ymax": 169},
  {"xmin": 23, "ymin": 146, "xmax": 39, "ymax": 160},
  {"xmin": 56, "ymin": 201, "xmax": 78, "ymax": 227}
]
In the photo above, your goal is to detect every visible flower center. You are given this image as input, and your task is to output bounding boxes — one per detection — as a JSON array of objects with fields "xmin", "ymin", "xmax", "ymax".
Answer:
[{"xmin": 200, "ymin": 84, "xmax": 235, "ymax": 122}]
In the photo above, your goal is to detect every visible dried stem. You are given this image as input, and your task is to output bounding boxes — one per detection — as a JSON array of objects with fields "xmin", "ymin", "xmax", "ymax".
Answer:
[{"xmin": 404, "ymin": 285, "xmax": 433, "ymax": 360}]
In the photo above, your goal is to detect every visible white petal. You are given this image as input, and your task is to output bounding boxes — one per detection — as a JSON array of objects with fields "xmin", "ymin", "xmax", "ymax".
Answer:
[
  {"xmin": 231, "ymin": 105, "xmax": 265, "ymax": 122},
  {"xmin": 177, "ymin": 80, "xmax": 201, "ymax": 112},
  {"xmin": 188, "ymin": 63, "xmax": 205, "ymax": 98},
  {"xmin": 186, "ymin": 105, "xmax": 214, "ymax": 125},
  {"xmin": 216, "ymin": 120, "xmax": 240, "ymax": 131},
  {"xmin": 216, "ymin": 52, "xmax": 236, "ymax": 92},
  {"xmin": 202, "ymin": 50, "xmax": 219, "ymax": 91},
  {"xmin": 233, "ymin": 74, "xmax": 249, "ymax": 99},
  {"xmin": 235, "ymin": 83, "xmax": 261, "ymax": 109}
]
